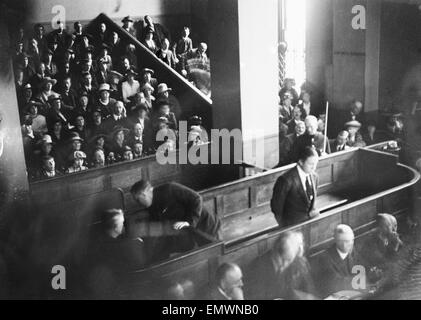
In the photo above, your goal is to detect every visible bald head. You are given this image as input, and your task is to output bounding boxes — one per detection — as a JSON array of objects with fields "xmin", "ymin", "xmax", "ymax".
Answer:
[
  {"xmin": 305, "ymin": 115, "xmax": 318, "ymax": 135},
  {"xmin": 215, "ymin": 263, "xmax": 244, "ymax": 300},
  {"xmin": 377, "ymin": 213, "xmax": 398, "ymax": 237},
  {"xmin": 334, "ymin": 224, "xmax": 354, "ymax": 255},
  {"xmin": 273, "ymin": 231, "xmax": 303, "ymax": 271}
]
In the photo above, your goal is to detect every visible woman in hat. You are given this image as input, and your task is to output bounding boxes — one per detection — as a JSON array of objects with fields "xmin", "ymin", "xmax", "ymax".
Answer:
[
  {"xmin": 122, "ymin": 69, "xmax": 140, "ymax": 104},
  {"xmin": 24, "ymin": 101, "xmax": 48, "ymax": 138},
  {"xmin": 345, "ymin": 120, "xmax": 366, "ymax": 148},
  {"xmin": 58, "ymin": 132, "xmax": 84, "ymax": 172},
  {"xmin": 141, "ymin": 82, "xmax": 155, "ymax": 111},
  {"xmin": 89, "ymin": 147, "xmax": 106, "ymax": 169},
  {"xmin": 109, "ymin": 126, "xmax": 130, "ymax": 162},
  {"xmin": 142, "ymin": 26, "xmax": 158, "ymax": 54},
  {"xmin": 66, "ymin": 151, "xmax": 88, "ymax": 174},
  {"xmin": 87, "ymin": 133, "xmax": 109, "ymax": 163},
  {"xmin": 35, "ymin": 77, "xmax": 58, "ymax": 109}
]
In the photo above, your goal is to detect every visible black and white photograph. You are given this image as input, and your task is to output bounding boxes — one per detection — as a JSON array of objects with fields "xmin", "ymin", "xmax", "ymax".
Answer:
[{"xmin": 1, "ymin": 0, "xmax": 421, "ymax": 305}]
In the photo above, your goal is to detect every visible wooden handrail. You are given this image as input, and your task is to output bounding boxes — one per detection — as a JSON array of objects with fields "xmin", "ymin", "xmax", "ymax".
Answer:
[{"xmin": 87, "ymin": 13, "xmax": 212, "ymax": 104}]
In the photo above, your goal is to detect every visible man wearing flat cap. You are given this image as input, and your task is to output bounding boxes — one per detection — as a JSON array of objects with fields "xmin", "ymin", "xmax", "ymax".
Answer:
[{"xmin": 140, "ymin": 68, "xmax": 158, "ymax": 90}]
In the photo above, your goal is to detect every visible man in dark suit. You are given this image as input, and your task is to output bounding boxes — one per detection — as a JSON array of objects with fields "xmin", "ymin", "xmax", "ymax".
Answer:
[
  {"xmin": 271, "ymin": 146, "xmax": 319, "ymax": 227},
  {"xmin": 130, "ymin": 180, "xmax": 221, "ymax": 252},
  {"xmin": 207, "ymin": 263, "xmax": 244, "ymax": 300},
  {"xmin": 330, "ymin": 131, "xmax": 350, "ymax": 153},
  {"xmin": 315, "ymin": 224, "xmax": 366, "ymax": 297}
]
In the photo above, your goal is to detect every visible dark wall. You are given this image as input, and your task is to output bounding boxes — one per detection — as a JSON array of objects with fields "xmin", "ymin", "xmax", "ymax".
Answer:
[{"xmin": 379, "ymin": 2, "xmax": 421, "ymax": 113}]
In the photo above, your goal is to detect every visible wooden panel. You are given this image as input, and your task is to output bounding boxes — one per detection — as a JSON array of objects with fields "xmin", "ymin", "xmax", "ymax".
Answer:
[
  {"xmin": 346, "ymin": 200, "xmax": 377, "ymax": 229},
  {"xmin": 309, "ymin": 213, "xmax": 342, "ymax": 248},
  {"xmin": 317, "ymin": 164, "xmax": 333, "ymax": 188},
  {"xmin": 110, "ymin": 166, "xmax": 143, "ymax": 189},
  {"xmin": 203, "ymin": 198, "xmax": 216, "ymax": 216},
  {"xmin": 382, "ymin": 189, "xmax": 410, "ymax": 215},
  {"xmin": 256, "ymin": 182, "xmax": 275, "ymax": 206},
  {"xmin": 222, "ymin": 188, "xmax": 250, "ymax": 216},
  {"xmin": 68, "ymin": 176, "xmax": 107, "ymax": 201}
]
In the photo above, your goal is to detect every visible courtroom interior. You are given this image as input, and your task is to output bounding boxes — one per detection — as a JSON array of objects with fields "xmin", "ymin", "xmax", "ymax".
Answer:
[{"xmin": 2, "ymin": 0, "xmax": 421, "ymax": 300}]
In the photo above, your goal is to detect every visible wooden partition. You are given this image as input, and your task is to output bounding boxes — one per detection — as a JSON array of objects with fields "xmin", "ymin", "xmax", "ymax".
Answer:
[
  {"xmin": 86, "ymin": 14, "xmax": 213, "ymax": 129},
  {"xmin": 201, "ymin": 149, "xmax": 360, "ymax": 245},
  {"xmin": 122, "ymin": 148, "xmax": 419, "ymax": 299}
]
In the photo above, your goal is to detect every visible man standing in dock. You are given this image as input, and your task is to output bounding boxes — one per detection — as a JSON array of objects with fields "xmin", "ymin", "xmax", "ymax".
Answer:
[{"xmin": 271, "ymin": 146, "xmax": 319, "ymax": 227}]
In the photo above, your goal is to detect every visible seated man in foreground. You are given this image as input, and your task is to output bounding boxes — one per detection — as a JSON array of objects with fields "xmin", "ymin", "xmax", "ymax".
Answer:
[
  {"xmin": 207, "ymin": 263, "xmax": 245, "ymax": 300},
  {"xmin": 271, "ymin": 146, "xmax": 319, "ymax": 227},
  {"xmin": 130, "ymin": 180, "xmax": 221, "ymax": 255},
  {"xmin": 316, "ymin": 224, "xmax": 367, "ymax": 297},
  {"xmin": 247, "ymin": 231, "xmax": 318, "ymax": 300}
]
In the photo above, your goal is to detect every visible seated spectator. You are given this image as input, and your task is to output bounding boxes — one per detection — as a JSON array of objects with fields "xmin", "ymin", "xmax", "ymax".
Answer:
[
  {"xmin": 128, "ymin": 122, "xmax": 144, "ymax": 149},
  {"xmin": 122, "ymin": 145, "xmax": 134, "ymax": 161},
  {"xmin": 316, "ymin": 224, "xmax": 366, "ymax": 297},
  {"xmin": 165, "ymin": 280, "xmax": 195, "ymax": 300},
  {"xmin": 96, "ymin": 59, "xmax": 111, "ymax": 86},
  {"xmin": 361, "ymin": 214, "xmax": 405, "ymax": 290},
  {"xmin": 345, "ymin": 120, "xmax": 366, "ymax": 148},
  {"xmin": 43, "ymin": 49, "xmax": 58, "ymax": 78},
  {"xmin": 18, "ymin": 83, "xmax": 33, "ymax": 115},
  {"xmin": 330, "ymin": 131, "xmax": 350, "ymax": 153},
  {"xmin": 88, "ymin": 209, "xmax": 149, "ymax": 275},
  {"xmin": 71, "ymin": 114, "xmax": 90, "ymax": 142},
  {"xmin": 173, "ymin": 27, "xmax": 193, "ymax": 69},
  {"xmin": 156, "ymin": 83, "xmax": 182, "ymax": 120},
  {"xmin": 35, "ymin": 77, "xmax": 58, "ymax": 113},
  {"xmin": 108, "ymin": 32, "xmax": 123, "ymax": 66},
  {"xmin": 30, "ymin": 134, "xmax": 56, "ymax": 177},
  {"xmin": 139, "ymin": 15, "xmax": 171, "ymax": 47},
  {"xmin": 78, "ymin": 72, "xmax": 97, "ymax": 106},
  {"xmin": 75, "ymin": 91, "xmax": 93, "ymax": 121},
  {"xmin": 96, "ymin": 83, "xmax": 116, "ymax": 120},
  {"xmin": 66, "ymin": 150, "xmax": 88, "ymax": 174},
  {"xmin": 287, "ymin": 105, "xmax": 305, "ymax": 134},
  {"xmin": 287, "ymin": 120, "xmax": 306, "ymax": 147},
  {"xmin": 248, "ymin": 231, "xmax": 317, "ymax": 300},
  {"xmin": 108, "ymin": 126, "xmax": 130, "ymax": 162},
  {"xmin": 122, "ymin": 16, "xmax": 136, "ymax": 38},
  {"xmin": 36, "ymin": 155, "xmax": 61, "ymax": 180},
  {"xmin": 107, "ymin": 70, "xmax": 123, "ymax": 101},
  {"xmin": 141, "ymin": 83, "xmax": 155, "ymax": 111},
  {"xmin": 89, "ymin": 109, "xmax": 107, "ymax": 138},
  {"xmin": 121, "ymin": 69, "xmax": 140, "ymax": 104},
  {"xmin": 97, "ymin": 44, "xmax": 113, "ymax": 71},
  {"xmin": 21, "ymin": 118, "xmax": 35, "ymax": 162},
  {"xmin": 386, "ymin": 113, "xmax": 405, "ymax": 143},
  {"xmin": 157, "ymin": 38, "xmax": 176, "ymax": 69},
  {"xmin": 290, "ymin": 115, "xmax": 331, "ymax": 162},
  {"xmin": 142, "ymin": 26, "xmax": 158, "ymax": 54},
  {"xmin": 59, "ymin": 77, "xmax": 78, "ymax": 110},
  {"xmin": 317, "ymin": 114, "xmax": 326, "ymax": 133},
  {"xmin": 24, "ymin": 101, "xmax": 48, "ymax": 138},
  {"xmin": 89, "ymin": 147, "xmax": 106, "ymax": 169},
  {"xmin": 103, "ymin": 101, "xmax": 130, "ymax": 133},
  {"xmin": 279, "ymin": 79, "xmax": 299, "ymax": 106},
  {"xmin": 208, "ymin": 263, "xmax": 244, "ymax": 300},
  {"xmin": 298, "ymin": 91, "xmax": 312, "ymax": 117},
  {"xmin": 139, "ymin": 68, "xmax": 158, "ymax": 90},
  {"xmin": 130, "ymin": 180, "xmax": 222, "ymax": 251},
  {"xmin": 133, "ymin": 142, "xmax": 144, "ymax": 159},
  {"xmin": 152, "ymin": 99, "xmax": 178, "ymax": 131},
  {"xmin": 279, "ymin": 94, "xmax": 294, "ymax": 124},
  {"xmin": 56, "ymin": 132, "xmax": 84, "ymax": 172},
  {"xmin": 48, "ymin": 118, "xmax": 68, "ymax": 146},
  {"xmin": 46, "ymin": 94, "xmax": 73, "ymax": 129}
]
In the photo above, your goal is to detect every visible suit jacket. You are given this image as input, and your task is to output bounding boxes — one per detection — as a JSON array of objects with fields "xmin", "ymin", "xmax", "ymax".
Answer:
[
  {"xmin": 149, "ymin": 182, "xmax": 221, "ymax": 238},
  {"xmin": 330, "ymin": 141, "xmax": 350, "ymax": 153},
  {"xmin": 316, "ymin": 245, "xmax": 365, "ymax": 297},
  {"xmin": 271, "ymin": 166, "xmax": 318, "ymax": 227}
]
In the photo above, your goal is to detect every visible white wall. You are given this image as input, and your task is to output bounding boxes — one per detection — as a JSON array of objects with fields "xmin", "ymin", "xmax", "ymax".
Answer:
[
  {"xmin": 28, "ymin": 0, "xmax": 191, "ymax": 25},
  {"xmin": 238, "ymin": 0, "xmax": 279, "ymax": 168}
]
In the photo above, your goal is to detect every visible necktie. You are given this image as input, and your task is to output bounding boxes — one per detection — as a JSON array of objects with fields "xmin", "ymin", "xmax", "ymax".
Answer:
[{"xmin": 306, "ymin": 176, "xmax": 314, "ymax": 201}]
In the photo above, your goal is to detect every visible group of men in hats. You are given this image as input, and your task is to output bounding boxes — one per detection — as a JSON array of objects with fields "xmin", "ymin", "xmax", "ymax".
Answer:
[{"xmin": 13, "ymin": 19, "xmax": 208, "ymax": 181}]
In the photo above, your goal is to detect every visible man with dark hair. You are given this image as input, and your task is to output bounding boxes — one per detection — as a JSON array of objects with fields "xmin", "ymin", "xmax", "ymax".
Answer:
[
  {"xmin": 130, "ymin": 180, "xmax": 221, "ymax": 252},
  {"xmin": 271, "ymin": 146, "xmax": 319, "ymax": 227}
]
